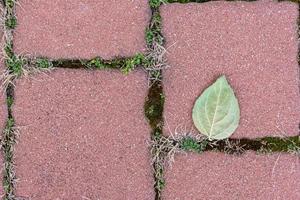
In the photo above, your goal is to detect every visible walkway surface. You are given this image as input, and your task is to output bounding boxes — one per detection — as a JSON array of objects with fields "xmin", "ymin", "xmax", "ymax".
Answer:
[{"xmin": 0, "ymin": 0, "xmax": 299, "ymax": 200}]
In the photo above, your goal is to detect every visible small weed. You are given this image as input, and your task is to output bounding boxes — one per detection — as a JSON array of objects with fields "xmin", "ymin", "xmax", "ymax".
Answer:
[
  {"xmin": 2, "ymin": 117, "xmax": 18, "ymax": 199},
  {"xmin": 35, "ymin": 58, "xmax": 53, "ymax": 69},
  {"xmin": 180, "ymin": 137, "xmax": 208, "ymax": 153},
  {"xmin": 83, "ymin": 57, "xmax": 106, "ymax": 69},
  {"xmin": 5, "ymin": 15, "xmax": 17, "ymax": 29},
  {"xmin": 149, "ymin": 0, "xmax": 167, "ymax": 8},
  {"xmin": 146, "ymin": 12, "xmax": 163, "ymax": 47},
  {"xmin": 150, "ymin": 135, "xmax": 179, "ymax": 198},
  {"xmin": 6, "ymin": 55, "xmax": 26, "ymax": 77},
  {"xmin": 121, "ymin": 53, "xmax": 145, "ymax": 74},
  {"xmin": 6, "ymin": 96, "xmax": 13, "ymax": 108},
  {"xmin": 5, "ymin": 0, "xmax": 15, "ymax": 8},
  {"xmin": 287, "ymin": 143, "xmax": 300, "ymax": 156},
  {"xmin": 4, "ymin": 42, "xmax": 14, "ymax": 58},
  {"xmin": 146, "ymin": 28, "xmax": 155, "ymax": 46},
  {"xmin": 262, "ymin": 137, "xmax": 300, "ymax": 152},
  {"xmin": 156, "ymin": 165, "xmax": 165, "ymax": 192}
]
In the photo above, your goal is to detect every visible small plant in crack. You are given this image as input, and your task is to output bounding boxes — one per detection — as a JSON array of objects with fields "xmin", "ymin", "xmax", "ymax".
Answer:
[
  {"xmin": 6, "ymin": 96, "xmax": 13, "ymax": 108},
  {"xmin": 261, "ymin": 136, "xmax": 300, "ymax": 152},
  {"xmin": 1, "ymin": 54, "xmax": 26, "ymax": 90},
  {"xmin": 83, "ymin": 57, "xmax": 106, "ymax": 69},
  {"xmin": 35, "ymin": 58, "xmax": 54, "ymax": 69},
  {"xmin": 5, "ymin": 15, "xmax": 16, "ymax": 29},
  {"xmin": 146, "ymin": 29, "xmax": 155, "ymax": 47},
  {"xmin": 180, "ymin": 137, "xmax": 208, "ymax": 153},
  {"xmin": 5, "ymin": 0, "xmax": 16, "ymax": 8},
  {"xmin": 4, "ymin": 42, "xmax": 14, "ymax": 58},
  {"xmin": 146, "ymin": 12, "xmax": 163, "ymax": 47},
  {"xmin": 287, "ymin": 143, "xmax": 300, "ymax": 156},
  {"xmin": 224, "ymin": 139, "xmax": 246, "ymax": 155},
  {"xmin": 121, "ymin": 53, "xmax": 145, "ymax": 74},
  {"xmin": 6, "ymin": 54, "xmax": 26, "ymax": 77},
  {"xmin": 149, "ymin": 0, "xmax": 167, "ymax": 8},
  {"xmin": 2, "ymin": 117, "xmax": 18, "ymax": 198},
  {"xmin": 145, "ymin": 42, "xmax": 168, "ymax": 83},
  {"xmin": 150, "ymin": 135, "xmax": 179, "ymax": 198}
]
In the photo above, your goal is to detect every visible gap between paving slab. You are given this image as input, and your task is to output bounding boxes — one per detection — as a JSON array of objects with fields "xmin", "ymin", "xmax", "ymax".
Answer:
[
  {"xmin": 0, "ymin": 60, "xmax": 7, "ymax": 199},
  {"xmin": 161, "ymin": 0, "xmax": 300, "ymax": 139},
  {"xmin": 14, "ymin": 0, "xmax": 151, "ymax": 59},
  {"xmin": 12, "ymin": 69, "xmax": 154, "ymax": 200},
  {"xmin": 0, "ymin": 22, "xmax": 8, "ymax": 197},
  {"xmin": 163, "ymin": 152, "xmax": 300, "ymax": 200}
]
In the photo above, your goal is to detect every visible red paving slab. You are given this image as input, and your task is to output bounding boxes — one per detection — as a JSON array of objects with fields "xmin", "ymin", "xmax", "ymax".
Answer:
[
  {"xmin": 163, "ymin": 152, "xmax": 300, "ymax": 200},
  {"xmin": 161, "ymin": 1, "xmax": 300, "ymax": 138},
  {"xmin": 14, "ymin": 0, "xmax": 150, "ymax": 59},
  {"xmin": 13, "ymin": 69, "xmax": 154, "ymax": 199}
]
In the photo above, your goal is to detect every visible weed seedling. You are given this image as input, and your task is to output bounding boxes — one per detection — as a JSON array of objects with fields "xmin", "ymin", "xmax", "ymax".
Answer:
[
  {"xmin": 84, "ymin": 58, "xmax": 106, "ymax": 69},
  {"xmin": 6, "ymin": 55, "xmax": 26, "ymax": 77},
  {"xmin": 180, "ymin": 137, "xmax": 208, "ymax": 153},
  {"xmin": 5, "ymin": 0, "xmax": 15, "ymax": 9},
  {"xmin": 121, "ymin": 53, "xmax": 145, "ymax": 74},
  {"xmin": 36, "ymin": 58, "xmax": 53, "ymax": 69},
  {"xmin": 5, "ymin": 15, "xmax": 17, "ymax": 29},
  {"xmin": 149, "ymin": 0, "xmax": 167, "ymax": 8}
]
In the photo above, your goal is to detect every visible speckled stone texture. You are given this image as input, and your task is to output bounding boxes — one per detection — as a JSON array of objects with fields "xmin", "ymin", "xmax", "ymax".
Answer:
[
  {"xmin": 14, "ymin": 0, "xmax": 150, "ymax": 59},
  {"xmin": 13, "ymin": 69, "xmax": 154, "ymax": 199},
  {"xmin": 163, "ymin": 152, "xmax": 300, "ymax": 200},
  {"xmin": 161, "ymin": 1, "xmax": 300, "ymax": 138}
]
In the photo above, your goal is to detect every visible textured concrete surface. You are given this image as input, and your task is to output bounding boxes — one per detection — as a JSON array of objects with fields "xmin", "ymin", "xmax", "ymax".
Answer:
[
  {"xmin": 14, "ymin": 0, "xmax": 150, "ymax": 59},
  {"xmin": 163, "ymin": 152, "xmax": 300, "ymax": 200},
  {"xmin": 13, "ymin": 69, "xmax": 154, "ymax": 199},
  {"xmin": 161, "ymin": 1, "xmax": 300, "ymax": 138}
]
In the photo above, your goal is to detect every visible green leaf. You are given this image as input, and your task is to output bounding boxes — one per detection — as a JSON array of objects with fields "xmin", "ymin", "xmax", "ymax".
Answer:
[{"xmin": 192, "ymin": 75, "xmax": 240, "ymax": 140}]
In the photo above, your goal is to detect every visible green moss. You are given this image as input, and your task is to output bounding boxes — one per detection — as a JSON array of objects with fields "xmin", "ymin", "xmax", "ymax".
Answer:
[{"xmin": 144, "ymin": 82, "xmax": 164, "ymax": 131}]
